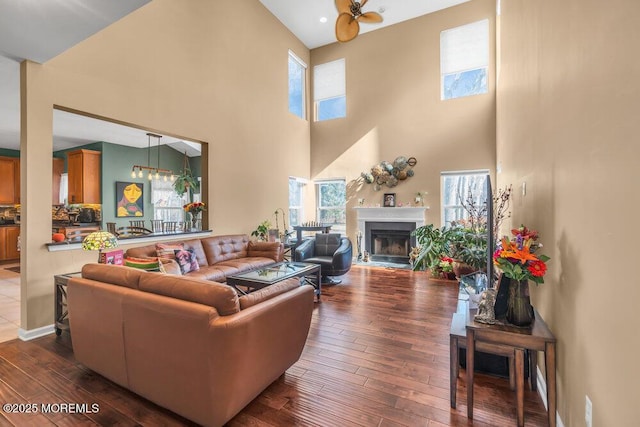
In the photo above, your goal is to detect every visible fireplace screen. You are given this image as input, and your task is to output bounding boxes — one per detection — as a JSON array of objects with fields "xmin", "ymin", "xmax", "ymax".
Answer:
[{"xmin": 365, "ymin": 221, "xmax": 416, "ymax": 263}]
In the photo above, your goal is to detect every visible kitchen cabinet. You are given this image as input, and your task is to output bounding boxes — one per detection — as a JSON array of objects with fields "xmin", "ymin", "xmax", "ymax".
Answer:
[
  {"xmin": 67, "ymin": 149, "xmax": 101, "ymax": 204},
  {"xmin": 0, "ymin": 226, "xmax": 20, "ymax": 261},
  {"xmin": 0, "ymin": 157, "xmax": 20, "ymax": 205},
  {"xmin": 52, "ymin": 157, "xmax": 64, "ymax": 205}
]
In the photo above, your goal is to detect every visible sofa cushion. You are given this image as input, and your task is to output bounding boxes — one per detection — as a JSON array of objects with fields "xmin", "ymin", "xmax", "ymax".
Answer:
[
  {"xmin": 238, "ymin": 278, "xmax": 301, "ymax": 309},
  {"xmin": 201, "ymin": 235, "xmax": 250, "ymax": 265},
  {"xmin": 124, "ymin": 256, "xmax": 164, "ymax": 272},
  {"xmin": 138, "ymin": 274, "xmax": 240, "ymax": 316},
  {"xmin": 156, "ymin": 242, "xmax": 184, "ymax": 260},
  {"xmin": 81, "ymin": 263, "xmax": 146, "ymax": 289},
  {"xmin": 174, "ymin": 248, "xmax": 200, "ymax": 274},
  {"xmin": 314, "ymin": 233, "xmax": 341, "ymax": 257},
  {"xmin": 181, "ymin": 239, "xmax": 208, "ymax": 267},
  {"xmin": 247, "ymin": 241, "xmax": 282, "ymax": 262}
]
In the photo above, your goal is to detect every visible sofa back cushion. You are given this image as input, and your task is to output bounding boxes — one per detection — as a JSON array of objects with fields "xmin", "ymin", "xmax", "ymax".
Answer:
[
  {"xmin": 138, "ymin": 273, "xmax": 240, "ymax": 316},
  {"xmin": 124, "ymin": 244, "xmax": 158, "ymax": 259},
  {"xmin": 201, "ymin": 235, "xmax": 250, "ymax": 265},
  {"xmin": 247, "ymin": 241, "xmax": 282, "ymax": 262},
  {"xmin": 315, "ymin": 233, "xmax": 342, "ymax": 257},
  {"xmin": 81, "ymin": 263, "xmax": 146, "ymax": 289}
]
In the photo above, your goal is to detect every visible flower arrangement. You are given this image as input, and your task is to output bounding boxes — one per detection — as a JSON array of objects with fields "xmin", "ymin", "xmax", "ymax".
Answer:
[
  {"xmin": 439, "ymin": 256, "xmax": 454, "ymax": 273},
  {"xmin": 493, "ymin": 225, "xmax": 550, "ymax": 284},
  {"xmin": 183, "ymin": 202, "xmax": 206, "ymax": 216}
]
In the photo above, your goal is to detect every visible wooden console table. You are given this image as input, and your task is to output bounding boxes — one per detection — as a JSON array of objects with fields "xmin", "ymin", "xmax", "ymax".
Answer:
[
  {"xmin": 466, "ymin": 309, "xmax": 556, "ymax": 427},
  {"xmin": 54, "ymin": 272, "xmax": 81, "ymax": 336}
]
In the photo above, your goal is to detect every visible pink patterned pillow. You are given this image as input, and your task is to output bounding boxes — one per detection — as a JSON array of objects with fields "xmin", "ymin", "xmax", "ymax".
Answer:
[
  {"xmin": 174, "ymin": 248, "xmax": 200, "ymax": 274},
  {"xmin": 155, "ymin": 242, "xmax": 184, "ymax": 260}
]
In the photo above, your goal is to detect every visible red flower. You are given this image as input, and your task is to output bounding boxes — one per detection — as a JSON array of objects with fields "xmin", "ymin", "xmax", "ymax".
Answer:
[{"xmin": 527, "ymin": 260, "xmax": 547, "ymax": 277}]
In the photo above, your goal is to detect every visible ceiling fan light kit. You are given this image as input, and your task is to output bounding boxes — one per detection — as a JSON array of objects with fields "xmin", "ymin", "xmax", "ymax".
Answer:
[{"xmin": 335, "ymin": 0, "xmax": 383, "ymax": 43}]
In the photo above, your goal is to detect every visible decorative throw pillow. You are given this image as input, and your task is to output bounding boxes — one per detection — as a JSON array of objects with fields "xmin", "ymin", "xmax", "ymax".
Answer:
[
  {"xmin": 156, "ymin": 242, "xmax": 184, "ymax": 260},
  {"xmin": 124, "ymin": 256, "xmax": 165, "ymax": 273},
  {"xmin": 174, "ymin": 248, "xmax": 200, "ymax": 275}
]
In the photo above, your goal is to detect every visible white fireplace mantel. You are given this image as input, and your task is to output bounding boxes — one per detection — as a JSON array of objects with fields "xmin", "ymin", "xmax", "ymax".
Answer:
[{"xmin": 354, "ymin": 207, "xmax": 428, "ymax": 254}]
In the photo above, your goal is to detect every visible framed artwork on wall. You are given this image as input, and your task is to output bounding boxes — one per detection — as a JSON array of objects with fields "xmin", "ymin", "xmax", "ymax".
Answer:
[
  {"xmin": 116, "ymin": 181, "xmax": 144, "ymax": 217},
  {"xmin": 383, "ymin": 193, "xmax": 396, "ymax": 207}
]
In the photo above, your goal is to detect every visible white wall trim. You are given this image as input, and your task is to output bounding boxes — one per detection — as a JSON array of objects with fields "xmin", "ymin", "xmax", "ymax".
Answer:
[
  {"xmin": 536, "ymin": 366, "xmax": 565, "ymax": 427},
  {"xmin": 19, "ymin": 324, "xmax": 55, "ymax": 341}
]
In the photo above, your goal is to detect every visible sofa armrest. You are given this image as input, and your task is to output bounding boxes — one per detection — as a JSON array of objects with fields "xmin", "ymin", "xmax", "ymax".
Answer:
[
  {"xmin": 331, "ymin": 238, "xmax": 353, "ymax": 271},
  {"xmin": 247, "ymin": 241, "xmax": 283, "ymax": 262},
  {"xmin": 294, "ymin": 238, "xmax": 315, "ymax": 261}
]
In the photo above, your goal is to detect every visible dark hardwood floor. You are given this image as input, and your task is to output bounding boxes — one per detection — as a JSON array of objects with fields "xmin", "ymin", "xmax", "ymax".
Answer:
[{"xmin": 0, "ymin": 266, "xmax": 548, "ymax": 426}]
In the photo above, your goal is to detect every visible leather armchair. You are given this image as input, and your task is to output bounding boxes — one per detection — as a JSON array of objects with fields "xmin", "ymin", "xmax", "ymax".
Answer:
[{"xmin": 295, "ymin": 233, "xmax": 352, "ymax": 284}]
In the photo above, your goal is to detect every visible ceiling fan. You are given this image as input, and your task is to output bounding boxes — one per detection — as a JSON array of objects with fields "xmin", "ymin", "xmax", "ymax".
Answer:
[{"xmin": 335, "ymin": 0, "xmax": 383, "ymax": 43}]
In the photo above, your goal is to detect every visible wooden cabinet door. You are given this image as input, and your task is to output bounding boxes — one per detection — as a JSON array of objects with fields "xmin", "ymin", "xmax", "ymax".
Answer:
[
  {"xmin": 67, "ymin": 150, "xmax": 101, "ymax": 204},
  {"xmin": 0, "ymin": 157, "xmax": 18, "ymax": 204},
  {"xmin": 0, "ymin": 228, "xmax": 6, "ymax": 260},
  {"xmin": 52, "ymin": 157, "xmax": 64, "ymax": 205},
  {"xmin": 5, "ymin": 226, "xmax": 20, "ymax": 260}
]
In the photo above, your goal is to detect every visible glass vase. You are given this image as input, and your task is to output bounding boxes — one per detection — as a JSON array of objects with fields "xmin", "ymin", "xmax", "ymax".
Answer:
[
  {"xmin": 189, "ymin": 212, "xmax": 202, "ymax": 231},
  {"xmin": 506, "ymin": 278, "xmax": 535, "ymax": 327}
]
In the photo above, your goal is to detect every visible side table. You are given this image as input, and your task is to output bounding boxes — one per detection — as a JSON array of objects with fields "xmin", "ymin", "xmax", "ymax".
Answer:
[
  {"xmin": 466, "ymin": 308, "xmax": 556, "ymax": 427},
  {"xmin": 54, "ymin": 272, "xmax": 81, "ymax": 336}
]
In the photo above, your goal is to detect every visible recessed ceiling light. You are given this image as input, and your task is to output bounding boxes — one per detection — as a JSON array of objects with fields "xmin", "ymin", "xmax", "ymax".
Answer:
[{"xmin": 319, "ymin": 16, "xmax": 327, "ymax": 23}]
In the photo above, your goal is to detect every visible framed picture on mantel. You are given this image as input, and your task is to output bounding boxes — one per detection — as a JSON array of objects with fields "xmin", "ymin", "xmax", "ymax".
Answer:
[{"xmin": 383, "ymin": 193, "xmax": 396, "ymax": 207}]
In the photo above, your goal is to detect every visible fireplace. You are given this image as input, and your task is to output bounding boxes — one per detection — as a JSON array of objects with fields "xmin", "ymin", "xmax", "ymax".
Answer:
[
  {"xmin": 355, "ymin": 206, "xmax": 428, "ymax": 264},
  {"xmin": 365, "ymin": 221, "xmax": 416, "ymax": 263}
]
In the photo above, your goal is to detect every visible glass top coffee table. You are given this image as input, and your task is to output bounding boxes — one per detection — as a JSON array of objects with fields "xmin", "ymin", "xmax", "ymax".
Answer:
[{"xmin": 226, "ymin": 262, "xmax": 321, "ymax": 301}]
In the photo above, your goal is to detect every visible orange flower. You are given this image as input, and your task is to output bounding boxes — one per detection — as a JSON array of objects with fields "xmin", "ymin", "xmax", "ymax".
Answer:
[{"xmin": 499, "ymin": 240, "xmax": 539, "ymax": 264}]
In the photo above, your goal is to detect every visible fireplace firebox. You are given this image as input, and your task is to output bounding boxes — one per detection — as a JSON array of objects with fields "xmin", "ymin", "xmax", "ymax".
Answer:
[{"xmin": 364, "ymin": 221, "xmax": 416, "ymax": 263}]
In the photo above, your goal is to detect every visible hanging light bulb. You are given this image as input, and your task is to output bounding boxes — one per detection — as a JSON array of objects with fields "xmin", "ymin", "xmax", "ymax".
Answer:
[
  {"xmin": 163, "ymin": 175, "xmax": 168, "ymax": 182},
  {"xmin": 131, "ymin": 168, "xmax": 136, "ymax": 179},
  {"xmin": 138, "ymin": 169, "xmax": 143, "ymax": 178},
  {"xmin": 170, "ymin": 175, "xmax": 175, "ymax": 182},
  {"xmin": 147, "ymin": 171, "xmax": 152, "ymax": 181},
  {"xmin": 155, "ymin": 171, "xmax": 160, "ymax": 180}
]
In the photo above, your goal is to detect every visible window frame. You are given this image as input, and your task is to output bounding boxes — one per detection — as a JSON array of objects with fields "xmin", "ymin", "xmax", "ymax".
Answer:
[
  {"xmin": 313, "ymin": 58, "xmax": 346, "ymax": 121},
  {"xmin": 440, "ymin": 19, "xmax": 489, "ymax": 100},
  {"xmin": 288, "ymin": 50, "xmax": 307, "ymax": 119},
  {"xmin": 440, "ymin": 170, "xmax": 489, "ymax": 228},
  {"xmin": 315, "ymin": 178, "xmax": 346, "ymax": 234},
  {"xmin": 288, "ymin": 176, "xmax": 307, "ymax": 229},
  {"xmin": 151, "ymin": 178, "xmax": 189, "ymax": 223}
]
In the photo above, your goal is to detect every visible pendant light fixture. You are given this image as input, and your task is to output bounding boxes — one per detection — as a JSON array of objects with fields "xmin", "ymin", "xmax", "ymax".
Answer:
[{"xmin": 131, "ymin": 133, "xmax": 174, "ymax": 181}]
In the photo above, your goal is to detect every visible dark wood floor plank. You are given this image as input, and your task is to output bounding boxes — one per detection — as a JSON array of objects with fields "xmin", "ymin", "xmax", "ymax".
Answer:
[{"xmin": 0, "ymin": 265, "xmax": 550, "ymax": 426}]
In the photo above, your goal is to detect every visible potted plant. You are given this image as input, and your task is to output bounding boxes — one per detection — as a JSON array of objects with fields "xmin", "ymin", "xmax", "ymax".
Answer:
[
  {"xmin": 410, "ymin": 224, "xmax": 456, "ymax": 274},
  {"xmin": 173, "ymin": 152, "xmax": 199, "ymax": 196},
  {"xmin": 251, "ymin": 220, "xmax": 271, "ymax": 242}
]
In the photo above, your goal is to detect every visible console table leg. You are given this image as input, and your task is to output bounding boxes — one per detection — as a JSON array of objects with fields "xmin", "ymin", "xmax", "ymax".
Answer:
[
  {"xmin": 515, "ymin": 348, "xmax": 525, "ymax": 426},
  {"xmin": 466, "ymin": 330, "xmax": 475, "ymax": 419},
  {"xmin": 450, "ymin": 335, "xmax": 458, "ymax": 408},
  {"xmin": 546, "ymin": 342, "xmax": 557, "ymax": 427}
]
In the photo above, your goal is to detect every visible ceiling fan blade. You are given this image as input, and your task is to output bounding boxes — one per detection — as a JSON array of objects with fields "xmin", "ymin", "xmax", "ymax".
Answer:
[
  {"xmin": 358, "ymin": 11, "xmax": 383, "ymax": 24},
  {"xmin": 335, "ymin": 0, "xmax": 352, "ymax": 15},
  {"xmin": 360, "ymin": 0, "xmax": 369, "ymax": 7},
  {"xmin": 336, "ymin": 12, "xmax": 360, "ymax": 42}
]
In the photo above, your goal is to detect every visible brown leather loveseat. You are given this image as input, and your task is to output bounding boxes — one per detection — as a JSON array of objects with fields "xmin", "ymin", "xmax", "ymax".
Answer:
[
  {"xmin": 124, "ymin": 234, "xmax": 284, "ymax": 282},
  {"xmin": 68, "ymin": 263, "xmax": 314, "ymax": 426}
]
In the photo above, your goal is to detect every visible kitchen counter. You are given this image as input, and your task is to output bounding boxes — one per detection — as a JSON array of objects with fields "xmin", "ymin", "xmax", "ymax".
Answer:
[{"xmin": 46, "ymin": 229, "xmax": 213, "ymax": 252}]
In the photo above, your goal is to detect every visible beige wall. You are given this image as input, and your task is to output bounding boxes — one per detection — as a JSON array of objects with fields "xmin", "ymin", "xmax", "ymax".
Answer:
[
  {"xmin": 310, "ymin": 0, "xmax": 497, "ymax": 241},
  {"xmin": 497, "ymin": 0, "xmax": 640, "ymax": 424},
  {"xmin": 20, "ymin": 0, "xmax": 310, "ymax": 330}
]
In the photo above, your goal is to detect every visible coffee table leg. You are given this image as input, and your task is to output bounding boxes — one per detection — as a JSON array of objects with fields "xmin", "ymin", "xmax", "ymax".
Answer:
[{"xmin": 315, "ymin": 267, "xmax": 321, "ymax": 302}]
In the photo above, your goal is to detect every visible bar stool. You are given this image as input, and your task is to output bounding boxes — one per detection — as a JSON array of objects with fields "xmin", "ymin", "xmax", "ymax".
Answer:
[
  {"xmin": 150, "ymin": 219, "xmax": 164, "ymax": 233},
  {"xmin": 106, "ymin": 222, "xmax": 117, "ymax": 235},
  {"xmin": 163, "ymin": 221, "xmax": 178, "ymax": 233},
  {"xmin": 130, "ymin": 220, "xmax": 146, "ymax": 228}
]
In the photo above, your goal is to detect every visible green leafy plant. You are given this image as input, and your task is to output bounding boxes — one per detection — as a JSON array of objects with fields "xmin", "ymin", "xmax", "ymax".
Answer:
[
  {"xmin": 173, "ymin": 152, "xmax": 199, "ymax": 196},
  {"xmin": 410, "ymin": 224, "xmax": 457, "ymax": 272},
  {"xmin": 251, "ymin": 220, "xmax": 271, "ymax": 241}
]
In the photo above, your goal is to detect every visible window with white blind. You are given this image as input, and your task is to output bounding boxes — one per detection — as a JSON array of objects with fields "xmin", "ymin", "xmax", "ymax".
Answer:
[
  {"xmin": 440, "ymin": 19, "xmax": 489, "ymax": 100},
  {"xmin": 151, "ymin": 179, "xmax": 189, "ymax": 222},
  {"xmin": 313, "ymin": 58, "xmax": 346, "ymax": 121},
  {"xmin": 288, "ymin": 50, "xmax": 307, "ymax": 119}
]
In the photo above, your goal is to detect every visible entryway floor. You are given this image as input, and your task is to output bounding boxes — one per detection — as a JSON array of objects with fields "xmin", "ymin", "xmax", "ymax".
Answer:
[{"xmin": 0, "ymin": 263, "xmax": 20, "ymax": 343}]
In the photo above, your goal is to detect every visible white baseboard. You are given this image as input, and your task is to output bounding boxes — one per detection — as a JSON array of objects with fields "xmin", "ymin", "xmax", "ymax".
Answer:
[
  {"xmin": 536, "ymin": 366, "xmax": 565, "ymax": 427},
  {"xmin": 18, "ymin": 324, "xmax": 55, "ymax": 341}
]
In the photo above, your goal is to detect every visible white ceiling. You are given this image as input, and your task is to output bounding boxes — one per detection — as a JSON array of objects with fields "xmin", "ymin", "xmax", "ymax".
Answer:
[
  {"xmin": 0, "ymin": 0, "xmax": 468, "ymax": 154},
  {"xmin": 259, "ymin": 0, "xmax": 470, "ymax": 49}
]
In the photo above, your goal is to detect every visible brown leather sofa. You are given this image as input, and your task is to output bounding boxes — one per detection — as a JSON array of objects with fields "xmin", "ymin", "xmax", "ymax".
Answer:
[
  {"xmin": 125, "ymin": 234, "xmax": 284, "ymax": 281},
  {"xmin": 68, "ymin": 263, "xmax": 314, "ymax": 427}
]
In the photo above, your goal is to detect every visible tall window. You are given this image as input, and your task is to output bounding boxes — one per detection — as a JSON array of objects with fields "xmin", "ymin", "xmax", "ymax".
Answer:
[
  {"xmin": 441, "ymin": 170, "xmax": 488, "ymax": 227},
  {"xmin": 316, "ymin": 179, "xmax": 346, "ymax": 235},
  {"xmin": 152, "ymin": 179, "xmax": 188, "ymax": 222},
  {"xmin": 289, "ymin": 177, "xmax": 306, "ymax": 229},
  {"xmin": 440, "ymin": 19, "xmax": 489, "ymax": 100},
  {"xmin": 313, "ymin": 58, "xmax": 346, "ymax": 121},
  {"xmin": 288, "ymin": 50, "xmax": 307, "ymax": 119}
]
